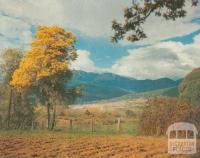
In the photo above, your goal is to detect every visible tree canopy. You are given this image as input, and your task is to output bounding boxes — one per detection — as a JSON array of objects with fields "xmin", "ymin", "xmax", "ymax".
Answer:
[
  {"xmin": 112, "ymin": 0, "xmax": 199, "ymax": 43},
  {"xmin": 0, "ymin": 48, "xmax": 23, "ymax": 84},
  {"xmin": 10, "ymin": 26, "xmax": 77, "ymax": 89}
]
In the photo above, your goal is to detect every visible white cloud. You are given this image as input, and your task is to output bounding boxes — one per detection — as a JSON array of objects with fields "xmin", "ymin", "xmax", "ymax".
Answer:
[
  {"xmin": 70, "ymin": 34, "xmax": 200, "ymax": 79},
  {"xmin": 71, "ymin": 50, "xmax": 103, "ymax": 73},
  {"xmin": 140, "ymin": 13, "xmax": 200, "ymax": 44},
  {"xmin": 0, "ymin": 36, "xmax": 16, "ymax": 49},
  {"xmin": 0, "ymin": 0, "xmax": 130, "ymax": 37},
  {"xmin": 109, "ymin": 34, "xmax": 200, "ymax": 79},
  {"xmin": 0, "ymin": 0, "xmax": 199, "ymax": 42},
  {"xmin": 61, "ymin": 0, "xmax": 131, "ymax": 37},
  {"xmin": 0, "ymin": 15, "xmax": 32, "ymax": 49}
]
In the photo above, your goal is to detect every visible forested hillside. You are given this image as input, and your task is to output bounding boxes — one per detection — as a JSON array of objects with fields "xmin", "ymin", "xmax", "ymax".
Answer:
[{"xmin": 70, "ymin": 71, "xmax": 181, "ymax": 103}]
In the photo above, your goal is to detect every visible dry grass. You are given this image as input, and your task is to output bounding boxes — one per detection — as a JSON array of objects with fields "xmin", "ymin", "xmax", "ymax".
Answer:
[{"xmin": 70, "ymin": 98, "xmax": 146, "ymax": 113}]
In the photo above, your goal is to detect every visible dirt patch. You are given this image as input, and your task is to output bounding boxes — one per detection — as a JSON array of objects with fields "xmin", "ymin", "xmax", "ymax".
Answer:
[{"xmin": 0, "ymin": 135, "xmax": 199, "ymax": 158}]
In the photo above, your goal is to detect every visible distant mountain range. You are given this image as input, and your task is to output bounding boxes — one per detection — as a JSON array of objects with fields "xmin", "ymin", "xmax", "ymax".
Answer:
[{"xmin": 69, "ymin": 71, "xmax": 181, "ymax": 103}]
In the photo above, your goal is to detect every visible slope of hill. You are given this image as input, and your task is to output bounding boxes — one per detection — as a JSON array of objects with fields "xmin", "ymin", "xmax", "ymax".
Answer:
[
  {"xmin": 179, "ymin": 68, "xmax": 200, "ymax": 106},
  {"xmin": 106, "ymin": 86, "xmax": 179, "ymax": 102},
  {"xmin": 75, "ymin": 84, "xmax": 130, "ymax": 103},
  {"xmin": 69, "ymin": 71, "xmax": 181, "ymax": 103}
]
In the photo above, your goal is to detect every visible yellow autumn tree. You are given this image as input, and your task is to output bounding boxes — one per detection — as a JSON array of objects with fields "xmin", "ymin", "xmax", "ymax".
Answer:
[
  {"xmin": 10, "ymin": 26, "xmax": 78, "ymax": 130},
  {"xmin": 11, "ymin": 26, "xmax": 77, "ymax": 89}
]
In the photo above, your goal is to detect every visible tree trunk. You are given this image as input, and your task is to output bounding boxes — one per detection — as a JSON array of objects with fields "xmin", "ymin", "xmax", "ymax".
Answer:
[
  {"xmin": 50, "ymin": 105, "xmax": 56, "ymax": 131},
  {"xmin": 31, "ymin": 119, "xmax": 34, "ymax": 130},
  {"xmin": 69, "ymin": 119, "xmax": 73, "ymax": 131},
  {"xmin": 7, "ymin": 88, "xmax": 13, "ymax": 129},
  {"xmin": 47, "ymin": 103, "xmax": 51, "ymax": 130}
]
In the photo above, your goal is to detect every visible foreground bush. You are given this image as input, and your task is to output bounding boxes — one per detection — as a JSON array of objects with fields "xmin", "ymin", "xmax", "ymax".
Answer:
[{"xmin": 139, "ymin": 97, "xmax": 200, "ymax": 136}]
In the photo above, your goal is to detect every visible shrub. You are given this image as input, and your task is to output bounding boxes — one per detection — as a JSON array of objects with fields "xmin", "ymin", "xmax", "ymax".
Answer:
[
  {"xmin": 139, "ymin": 97, "xmax": 200, "ymax": 136},
  {"xmin": 126, "ymin": 110, "xmax": 136, "ymax": 118}
]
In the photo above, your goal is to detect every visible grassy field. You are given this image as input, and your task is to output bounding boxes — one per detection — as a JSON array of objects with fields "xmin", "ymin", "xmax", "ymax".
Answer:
[
  {"xmin": 60, "ymin": 122, "xmax": 139, "ymax": 135},
  {"xmin": 0, "ymin": 121, "xmax": 138, "ymax": 138}
]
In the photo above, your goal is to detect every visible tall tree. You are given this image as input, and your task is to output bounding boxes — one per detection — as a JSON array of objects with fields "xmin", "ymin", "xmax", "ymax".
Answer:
[
  {"xmin": 112, "ymin": 0, "xmax": 198, "ymax": 43},
  {"xmin": 0, "ymin": 48, "xmax": 23, "ymax": 128},
  {"xmin": 10, "ymin": 26, "xmax": 79, "ymax": 130}
]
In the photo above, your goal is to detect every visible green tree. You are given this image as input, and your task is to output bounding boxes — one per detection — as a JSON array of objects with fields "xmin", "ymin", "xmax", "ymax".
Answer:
[
  {"xmin": 112, "ymin": 0, "xmax": 198, "ymax": 42},
  {"xmin": 0, "ymin": 48, "xmax": 23, "ymax": 128},
  {"xmin": 36, "ymin": 71, "xmax": 81, "ymax": 130}
]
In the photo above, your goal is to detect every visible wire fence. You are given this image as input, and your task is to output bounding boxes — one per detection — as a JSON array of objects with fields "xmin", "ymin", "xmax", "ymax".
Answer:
[{"xmin": 54, "ymin": 118, "xmax": 138, "ymax": 134}]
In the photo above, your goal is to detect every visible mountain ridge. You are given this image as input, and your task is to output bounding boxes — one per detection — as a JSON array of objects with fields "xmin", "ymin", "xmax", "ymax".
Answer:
[{"xmin": 69, "ymin": 71, "xmax": 181, "ymax": 103}]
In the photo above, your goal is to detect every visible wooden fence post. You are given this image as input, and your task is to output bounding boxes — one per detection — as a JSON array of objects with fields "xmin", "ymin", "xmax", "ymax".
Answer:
[
  {"xmin": 117, "ymin": 117, "xmax": 121, "ymax": 133},
  {"xmin": 91, "ymin": 117, "xmax": 95, "ymax": 132},
  {"xmin": 69, "ymin": 119, "xmax": 73, "ymax": 131}
]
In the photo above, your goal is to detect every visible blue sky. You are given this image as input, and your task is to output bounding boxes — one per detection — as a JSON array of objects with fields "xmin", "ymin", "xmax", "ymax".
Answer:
[
  {"xmin": 75, "ymin": 28, "xmax": 200, "ymax": 68},
  {"xmin": 75, "ymin": 32, "xmax": 144, "ymax": 68},
  {"xmin": 0, "ymin": 0, "xmax": 200, "ymax": 79}
]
